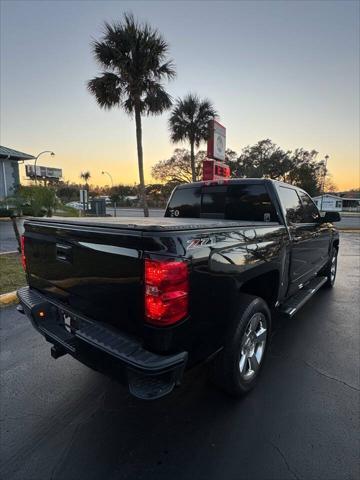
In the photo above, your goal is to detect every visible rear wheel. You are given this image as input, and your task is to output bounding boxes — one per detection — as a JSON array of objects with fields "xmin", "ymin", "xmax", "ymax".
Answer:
[{"xmin": 212, "ymin": 294, "xmax": 271, "ymax": 397}]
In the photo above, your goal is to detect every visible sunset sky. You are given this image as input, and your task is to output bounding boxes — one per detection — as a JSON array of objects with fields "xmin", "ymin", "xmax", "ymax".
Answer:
[{"xmin": 1, "ymin": 0, "xmax": 359, "ymax": 190}]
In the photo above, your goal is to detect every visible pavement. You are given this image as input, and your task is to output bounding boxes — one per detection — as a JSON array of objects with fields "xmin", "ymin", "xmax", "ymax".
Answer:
[
  {"xmin": 0, "ymin": 232, "xmax": 359, "ymax": 480},
  {"xmin": 0, "ymin": 211, "xmax": 359, "ymax": 253}
]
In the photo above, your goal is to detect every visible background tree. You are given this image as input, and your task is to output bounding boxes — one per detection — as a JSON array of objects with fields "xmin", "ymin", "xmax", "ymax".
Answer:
[
  {"xmin": 152, "ymin": 147, "xmax": 238, "ymax": 184},
  {"xmin": 152, "ymin": 148, "xmax": 206, "ymax": 184},
  {"xmin": 80, "ymin": 171, "xmax": 91, "ymax": 190},
  {"xmin": 233, "ymin": 139, "xmax": 292, "ymax": 180},
  {"xmin": 286, "ymin": 149, "xmax": 324, "ymax": 196},
  {"xmin": 169, "ymin": 93, "xmax": 216, "ymax": 181},
  {"xmin": 87, "ymin": 13, "xmax": 176, "ymax": 217},
  {"xmin": 232, "ymin": 139, "xmax": 328, "ymax": 196},
  {"xmin": 56, "ymin": 183, "xmax": 79, "ymax": 203}
]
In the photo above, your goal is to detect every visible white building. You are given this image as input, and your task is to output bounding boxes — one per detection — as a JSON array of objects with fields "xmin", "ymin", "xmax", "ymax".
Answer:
[
  {"xmin": 312, "ymin": 195, "xmax": 343, "ymax": 212},
  {"xmin": 313, "ymin": 194, "xmax": 360, "ymax": 212}
]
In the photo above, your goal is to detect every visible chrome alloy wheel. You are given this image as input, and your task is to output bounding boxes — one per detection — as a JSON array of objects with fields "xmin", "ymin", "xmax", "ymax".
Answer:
[
  {"xmin": 330, "ymin": 253, "xmax": 337, "ymax": 283},
  {"xmin": 239, "ymin": 313, "xmax": 267, "ymax": 381}
]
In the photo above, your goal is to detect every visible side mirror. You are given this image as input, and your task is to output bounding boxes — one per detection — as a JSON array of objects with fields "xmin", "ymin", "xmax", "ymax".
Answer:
[{"xmin": 321, "ymin": 211, "xmax": 341, "ymax": 223}]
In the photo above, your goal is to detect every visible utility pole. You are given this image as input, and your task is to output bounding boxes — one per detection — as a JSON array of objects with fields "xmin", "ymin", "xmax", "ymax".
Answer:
[{"xmin": 320, "ymin": 154, "xmax": 329, "ymax": 211}]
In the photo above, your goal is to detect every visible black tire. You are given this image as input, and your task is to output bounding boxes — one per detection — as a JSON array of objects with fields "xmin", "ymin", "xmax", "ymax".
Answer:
[
  {"xmin": 322, "ymin": 247, "xmax": 338, "ymax": 288},
  {"xmin": 212, "ymin": 294, "xmax": 271, "ymax": 397}
]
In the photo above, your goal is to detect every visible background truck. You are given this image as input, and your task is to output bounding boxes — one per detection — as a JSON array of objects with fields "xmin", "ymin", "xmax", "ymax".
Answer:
[{"xmin": 18, "ymin": 179, "xmax": 340, "ymax": 399}]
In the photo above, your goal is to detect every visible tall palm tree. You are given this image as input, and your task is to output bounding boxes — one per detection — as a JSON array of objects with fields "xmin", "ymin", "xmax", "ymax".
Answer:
[
  {"xmin": 80, "ymin": 171, "xmax": 91, "ymax": 190},
  {"xmin": 169, "ymin": 94, "xmax": 216, "ymax": 182},
  {"xmin": 87, "ymin": 13, "xmax": 175, "ymax": 217}
]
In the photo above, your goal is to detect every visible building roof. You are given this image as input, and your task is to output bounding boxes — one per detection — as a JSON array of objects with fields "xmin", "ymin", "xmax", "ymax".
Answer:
[
  {"xmin": 312, "ymin": 194, "xmax": 342, "ymax": 200},
  {"xmin": 0, "ymin": 146, "xmax": 35, "ymax": 161}
]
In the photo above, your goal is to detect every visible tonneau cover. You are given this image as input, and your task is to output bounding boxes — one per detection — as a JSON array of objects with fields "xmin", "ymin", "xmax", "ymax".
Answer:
[{"xmin": 27, "ymin": 216, "xmax": 279, "ymax": 232}]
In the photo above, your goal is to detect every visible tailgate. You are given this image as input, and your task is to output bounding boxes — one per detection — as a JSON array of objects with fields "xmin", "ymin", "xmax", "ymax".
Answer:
[{"xmin": 24, "ymin": 220, "xmax": 144, "ymax": 336}]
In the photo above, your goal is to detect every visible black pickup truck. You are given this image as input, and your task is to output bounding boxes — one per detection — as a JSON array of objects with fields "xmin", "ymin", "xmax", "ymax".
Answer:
[{"xmin": 18, "ymin": 179, "xmax": 340, "ymax": 399}]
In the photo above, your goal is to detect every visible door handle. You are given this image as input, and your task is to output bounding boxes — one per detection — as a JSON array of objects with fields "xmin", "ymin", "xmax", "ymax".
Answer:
[{"xmin": 56, "ymin": 244, "xmax": 72, "ymax": 263}]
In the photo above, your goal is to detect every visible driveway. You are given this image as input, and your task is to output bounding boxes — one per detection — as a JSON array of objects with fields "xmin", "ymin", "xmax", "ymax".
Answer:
[{"xmin": 0, "ymin": 232, "xmax": 359, "ymax": 480}]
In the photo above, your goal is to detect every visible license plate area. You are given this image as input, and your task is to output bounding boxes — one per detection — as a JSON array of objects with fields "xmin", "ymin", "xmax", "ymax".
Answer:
[{"xmin": 58, "ymin": 309, "xmax": 80, "ymax": 334}]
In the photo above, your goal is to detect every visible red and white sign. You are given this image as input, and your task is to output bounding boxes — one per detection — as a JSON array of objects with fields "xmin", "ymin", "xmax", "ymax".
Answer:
[
  {"xmin": 203, "ymin": 119, "xmax": 229, "ymax": 181},
  {"xmin": 207, "ymin": 120, "xmax": 226, "ymax": 161},
  {"xmin": 203, "ymin": 159, "xmax": 230, "ymax": 181}
]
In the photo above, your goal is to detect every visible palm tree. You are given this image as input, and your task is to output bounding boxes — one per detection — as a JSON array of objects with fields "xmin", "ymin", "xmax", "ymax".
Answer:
[
  {"xmin": 87, "ymin": 13, "xmax": 175, "ymax": 217},
  {"xmin": 80, "ymin": 171, "xmax": 91, "ymax": 190},
  {"xmin": 169, "ymin": 94, "xmax": 216, "ymax": 182}
]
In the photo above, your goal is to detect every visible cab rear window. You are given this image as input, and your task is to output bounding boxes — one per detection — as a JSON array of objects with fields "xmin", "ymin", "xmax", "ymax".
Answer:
[{"xmin": 165, "ymin": 184, "xmax": 277, "ymax": 222}]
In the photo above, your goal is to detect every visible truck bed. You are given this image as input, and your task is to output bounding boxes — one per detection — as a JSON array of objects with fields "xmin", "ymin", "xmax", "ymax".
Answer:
[{"xmin": 27, "ymin": 216, "xmax": 279, "ymax": 231}]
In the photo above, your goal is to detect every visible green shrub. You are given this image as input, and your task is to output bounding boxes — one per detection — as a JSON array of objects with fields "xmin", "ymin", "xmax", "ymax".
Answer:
[
  {"xmin": 7, "ymin": 186, "xmax": 58, "ymax": 217},
  {"xmin": 0, "ymin": 207, "xmax": 15, "ymax": 217}
]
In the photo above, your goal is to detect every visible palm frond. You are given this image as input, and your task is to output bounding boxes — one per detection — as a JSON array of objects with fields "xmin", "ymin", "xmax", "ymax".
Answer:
[
  {"xmin": 168, "ymin": 93, "xmax": 216, "ymax": 145},
  {"xmin": 87, "ymin": 73, "xmax": 122, "ymax": 109},
  {"xmin": 88, "ymin": 13, "xmax": 175, "ymax": 117},
  {"xmin": 144, "ymin": 84, "xmax": 172, "ymax": 115}
]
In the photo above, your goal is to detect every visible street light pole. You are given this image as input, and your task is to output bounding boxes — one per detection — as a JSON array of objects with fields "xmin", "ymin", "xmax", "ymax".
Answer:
[
  {"xmin": 34, "ymin": 151, "xmax": 55, "ymax": 185},
  {"xmin": 101, "ymin": 170, "xmax": 116, "ymax": 217},
  {"xmin": 320, "ymin": 155, "xmax": 329, "ymax": 211}
]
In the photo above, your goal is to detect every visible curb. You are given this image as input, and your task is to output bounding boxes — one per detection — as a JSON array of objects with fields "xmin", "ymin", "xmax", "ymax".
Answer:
[
  {"xmin": 0, "ymin": 291, "xmax": 18, "ymax": 307},
  {"xmin": 339, "ymin": 229, "xmax": 360, "ymax": 233}
]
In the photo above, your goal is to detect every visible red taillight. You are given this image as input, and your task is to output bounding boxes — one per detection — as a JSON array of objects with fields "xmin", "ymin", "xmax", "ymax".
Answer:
[
  {"xmin": 145, "ymin": 259, "xmax": 189, "ymax": 326},
  {"xmin": 20, "ymin": 235, "xmax": 26, "ymax": 271}
]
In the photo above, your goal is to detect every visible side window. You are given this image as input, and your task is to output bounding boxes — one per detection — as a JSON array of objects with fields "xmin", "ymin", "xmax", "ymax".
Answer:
[
  {"xmin": 298, "ymin": 192, "xmax": 320, "ymax": 222},
  {"xmin": 165, "ymin": 187, "xmax": 201, "ymax": 217},
  {"xmin": 278, "ymin": 187, "xmax": 303, "ymax": 224}
]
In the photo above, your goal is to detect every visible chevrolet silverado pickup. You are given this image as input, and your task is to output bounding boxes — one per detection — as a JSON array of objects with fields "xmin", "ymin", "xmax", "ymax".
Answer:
[{"xmin": 17, "ymin": 179, "xmax": 340, "ymax": 399}]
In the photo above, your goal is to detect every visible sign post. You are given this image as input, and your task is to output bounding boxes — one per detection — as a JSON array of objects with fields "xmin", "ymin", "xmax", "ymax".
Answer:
[
  {"xmin": 80, "ymin": 189, "xmax": 88, "ymax": 214},
  {"xmin": 203, "ymin": 119, "xmax": 230, "ymax": 181}
]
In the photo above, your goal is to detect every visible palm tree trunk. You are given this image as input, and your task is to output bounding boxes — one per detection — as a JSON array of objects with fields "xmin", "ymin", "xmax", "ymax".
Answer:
[
  {"xmin": 134, "ymin": 103, "xmax": 149, "ymax": 217},
  {"xmin": 190, "ymin": 140, "xmax": 196, "ymax": 182}
]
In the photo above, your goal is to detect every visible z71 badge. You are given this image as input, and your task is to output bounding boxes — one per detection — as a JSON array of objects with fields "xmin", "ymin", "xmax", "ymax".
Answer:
[{"xmin": 186, "ymin": 237, "xmax": 213, "ymax": 249}]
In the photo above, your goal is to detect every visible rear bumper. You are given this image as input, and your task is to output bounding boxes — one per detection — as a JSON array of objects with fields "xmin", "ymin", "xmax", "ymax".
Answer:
[{"xmin": 17, "ymin": 286, "xmax": 188, "ymax": 399}]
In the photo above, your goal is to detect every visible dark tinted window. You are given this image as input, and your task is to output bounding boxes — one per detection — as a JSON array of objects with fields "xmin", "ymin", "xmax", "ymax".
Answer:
[
  {"xmin": 298, "ymin": 192, "xmax": 320, "ymax": 222},
  {"xmin": 278, "ymin": 187, "xmax": 303, "ymax": 223},
  {"xmin": 225, "ymin": 184, "xmax": 277, "ymax": 221},
  {"xmin": 166, "ymin": 183, "xmax": 278, "ymax": 222},
  {"xmin": 165, "ymin": 187, "xmax": 201, "ymax": 217},
  {"xmin": 201, "ymin": 186, "xmax": 226, "ymax": 218}
]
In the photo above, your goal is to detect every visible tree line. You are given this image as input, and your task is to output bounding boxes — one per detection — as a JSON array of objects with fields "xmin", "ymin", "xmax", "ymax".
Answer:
[{"xmin": 152, "ymin": 139, "xmax": 335, "ymax": 196}]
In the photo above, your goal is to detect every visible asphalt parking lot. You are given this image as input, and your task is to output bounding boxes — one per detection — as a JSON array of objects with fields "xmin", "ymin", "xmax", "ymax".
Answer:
[{"xmin": 0, "ymin": 232, "xmax": 359, "ymax": 480}]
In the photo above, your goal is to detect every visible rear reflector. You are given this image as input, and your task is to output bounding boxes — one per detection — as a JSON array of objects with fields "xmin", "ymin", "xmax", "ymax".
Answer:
[
  {"xmin": 20, "ymin": 235, "xmax": 26, "ymax": 271},
  {"xmin": 145, "ymin": 259, "xmax": 189, "ymax": 326}
]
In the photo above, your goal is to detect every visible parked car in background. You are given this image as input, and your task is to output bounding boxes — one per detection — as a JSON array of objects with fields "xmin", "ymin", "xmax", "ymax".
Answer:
[{"xmin": 65, "ymin": 201, "xmax": 90, "ymax": 210}]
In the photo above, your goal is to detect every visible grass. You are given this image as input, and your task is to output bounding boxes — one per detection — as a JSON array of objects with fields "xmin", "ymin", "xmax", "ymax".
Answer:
[
  {"xmin": 54, "ymin": 205, "xmax": 80, "ymax": 217},
  {"xmin": 0, "ymin": 253, "xmax": 27, "ymax": 295}
]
